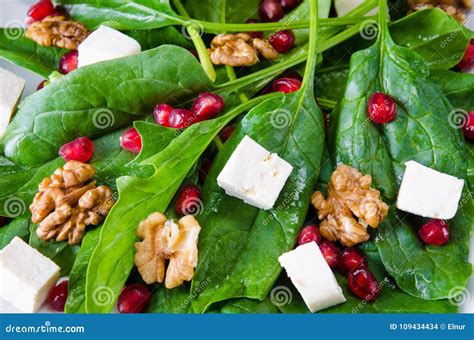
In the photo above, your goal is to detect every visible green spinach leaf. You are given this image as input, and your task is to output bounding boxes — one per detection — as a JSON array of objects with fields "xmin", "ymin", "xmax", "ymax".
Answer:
[
  {"xmin": 217, "ymin": 298, "xmax": 279, "ymax": 314},
  {"xmin": 146, "ymin": 284, "xmax": 194, "ymax": 313},
  {"xmin": 0, "ymin": 218, "xmax": 30, "ymax": 249},
  {"xmin": 429, "ymin": 70, "xmax": 474, "ymax": 112},
  {"xmin": 83, "ymin": 94, "xmax": 278, "ymax": 313},
  {"xmin": 0, "ymin": 28, "xmax": 66, "ymax": 77},
  {"xmin": 59, "ymin": 0, "xmax": 180, "ymax": 30},
  {"xmin": 1, "ymin": 45, "xmax": 211, "ymax": 167},
  {"xmin": 330, "ymin": 0, "xmax": 469, "ymax": 299},
  {"xmin": 65, "ymin": 227, "xmax": 100, "ymax": 314},
  {"xmin": 185, "ymin": 0, "xmax": 259, "ymax": 24},
  {"xmin": 125, "ymin": 27, "xmax": 191, "ymax": 50}
]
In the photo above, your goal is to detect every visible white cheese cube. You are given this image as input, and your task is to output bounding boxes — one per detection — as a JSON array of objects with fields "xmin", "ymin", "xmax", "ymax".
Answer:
[
  {"xmin": 396, "ymin": 161, "xmax": 464, "ymax": 219},
  {"xmin": 0, "ymin": 237, "xmax": 60, "ymax": 313},
  {"xmin": 0, "ymin": 68, "xmax": 25, "ymax": 137},
  {"xmin": 78, "ymin": 25, "xmax": 141, "ymax": 67},
  {"xmin": 217, "ymin": 135, "xmax": 293, "ymax": 210},
  {"xmin": 278, "ymin": 242, "xmax": 346, "ymax": 312}
]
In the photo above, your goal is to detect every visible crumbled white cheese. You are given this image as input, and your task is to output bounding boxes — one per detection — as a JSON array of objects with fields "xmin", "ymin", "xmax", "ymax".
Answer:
[
  {"xmin": 0, "ymin": 237, "xmax": 60, "ymax": 313},
  {"xmin": 78, "ymin": 25, "xmax": 141, "ymax": 67},
  {"xmin": 396, "ymin": 161, "xmax": 464, "ymax": 219},
  {"xmin": 278, "ymin": 242, "xmax": 346, "ymax": 312},
  {"xmin": 217, "ymin": 135, "xmax": 293, "ymax": 210},
  {"xmin": 0, "ymin": 68, "xmax": 25, "ymax": 136}
]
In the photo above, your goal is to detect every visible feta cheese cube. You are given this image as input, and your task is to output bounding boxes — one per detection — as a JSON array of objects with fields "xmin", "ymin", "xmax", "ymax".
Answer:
[
  {"xmin": 78, "ymin": 25, "xmax": 141, "ymax": 67},
  {"xmin": 0, "ymin": 68, "xmax": 25, "ymax": 136},
  {"xmin": 396, "ymin": 161, "xmax": 464, "ymax": 219},
  {"xmin": 0, "ymin": 237, "xmax": 60, "ymax": 313},
  {"xmin": 217, "ymin": 135, "xmax": 293, "ymax": 210},
  {"xmin": 278, "ymin": 242, "xmax": 346, "ymax": 312}
]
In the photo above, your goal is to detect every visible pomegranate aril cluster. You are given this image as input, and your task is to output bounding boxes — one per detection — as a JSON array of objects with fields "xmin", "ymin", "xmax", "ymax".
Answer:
[
  {"xmin": 27, "ymin": 0, "xmax": 56, "ymax": 23},
  {"xmin": 47, "ymin": 280, "xmax": 68, "ymax": 312},
  {"xmin": 368, "ymin": 92, "xmax": 397, "ymax": 124},
  {"xmin": 347, "ymin": 267, "xmax": 380, "ymax": 301},
  {"xmin": 120, "ymin": 128, "xmax": 142, "ymax": 154},
  {"xmin": 269, "ymin": 30, "xmax": 295, "ymax": 53},
  {"xmin": 59, "ymin": 50, "xmax": 79, "ymax": 74},
  {"xmin": 175, "ymin": 184, "xmax": 202, "ymax": 216},
  {"xmin": 259, "ymin": 0, "xmax": 302, "ymax": 22},
  {"xmin": 418, "ymin": 219, "xmax": 450, "ymax": 246}
]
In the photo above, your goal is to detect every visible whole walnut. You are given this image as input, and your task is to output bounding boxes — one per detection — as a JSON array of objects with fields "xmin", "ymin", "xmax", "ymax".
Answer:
[{"xmin": 311, "ymin": 165, "xmax": 389, "ymax": 246}]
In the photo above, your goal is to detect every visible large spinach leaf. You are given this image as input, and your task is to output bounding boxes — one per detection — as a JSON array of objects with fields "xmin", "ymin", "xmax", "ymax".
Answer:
[
  {"xmin": 146, "ymin": 285, "xmax": 194, "ymax": 313},
  {"xmin": 375, "ymin": 206, "xmax": 472, "ymax": 300},
  {"xmin": 59, "ymin": 0, "xmax": 180, "ymax": 30},
  {"xmin": 330, "ymin": 0, "xmax": 469, "ymax": 299},
  {"xmin": 1, "ymin": 45, "xmax": 210, "ymax": 167},
  {"xmin": 83, "ymin": 94, "xmax": 278, "ymax": 313},
  {"xmin": 0, "ymin": 219, "xmax": 30, "ymax": 249},
  {"xmin": 191, "ymin": 0, "xmax": 325, "ymax": 313},
  {"xmin": 0, "ymin": 28, "xmax": 66, "ymax": 77},
  {"xmin": 323, "ymin": 9, "xmax": 471, "ymax": 70}
]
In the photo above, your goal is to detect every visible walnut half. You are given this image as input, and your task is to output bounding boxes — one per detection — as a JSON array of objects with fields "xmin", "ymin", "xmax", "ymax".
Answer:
[
  {"xmin": 407, "ymin": 0, "xmax": 472, "ymax": 23},
  {"xmin": 29, "ymin": 160, "xmax": 115, "ymax": 245},
  {"xmin": 208, "ymin": 33, "xmax": 279, "ymax": 67},
  {"xmin": 26, "ymin": 15, "xmax": 88, "ymax": 50},
  {"xmin": 311, "ymin": 165, "xmax": 389, "ymax": 247},
  {"xmin": 135, "ymin": 213, "xmax": 201, "ymax": 289}
]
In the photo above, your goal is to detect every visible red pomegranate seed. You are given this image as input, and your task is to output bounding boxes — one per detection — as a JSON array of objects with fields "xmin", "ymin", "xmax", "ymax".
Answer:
[
  {"xmin": 47, "ymin": 280, "xmax": 68, "ymax": 312},
  {"xmin": 259, "ymin": 0, "xmax": 285, "ymax": 22},
  {"xmin": 458, "ymin": 40, "xmax": 474, "ymax": 71},
  {"xmin": 272, "ymin": 77, "xmax": 302, "ymax": 94},
  {"xmin": 340, "ymin": 247, "xmax": 368, "ymax": 274},
  {"xmin": 319, "ymin": 240, "xmax": 341, "ymax": 268},
  {"xmin": 169, "ymin": 108, "xmax": 195, "ymax": 129},
  {"xmin": 153, "ymin": 103, "xmax": 174, "ymax": 127},
  {"xmin": 59, "ymin": 137, "xmax": 94, "ymax": 162},
  {"xmin": 297, "ymin": 225, "xmax": 322, "ymax": 246},
  {"xmin": 245, "ymin": 19, "xmax": 263, "ymax": 39},
  {"xmin": 463, "ymin": 112, "xmax": 474, "ymax": 142},
  {"xmin": 269, "ymin": 30, "xmax": 295, "ymax": 53},
  {"xmin": 280, "ymin": 0, "xmax": 301, "ymax": 12},
  {"xmin": 175, "ymin": 184, "xmax": 202, "ymax": 216},
  {"xmin": 117, "ymin": 284, "xmax": 150, "ymax": 313},
  {"xmin": 368, "ymin": 92, "xmax": 397, "ymax": 124},
  {"xmin": 59, "ymin": 50, "xmax": 78, "ymax": 74},
  {"xmin": 36, "ymin": 80, "xmax": 47, "ymax": 91},
  {"xmin": 418, "ymin": 219, "xmax": 450, "ymax": 246},
  {"xmin": 27, "ymin": 0, "xmax": 56, "ymax": 21},
  {"xmin": 120, "ymin": 128, "xmax": 142, "ymax": 154},
  {"xmin": 219, "ymin": 126, "xmax": 236, "ymax": 143},
  {"xmin": 191, "ymin": 93, "xmax": 225, "ymax": 122},
  {"xmin": 282, "ymin": 70, "xmax": 302, "ymax": 81},
  {"xmin": 348, "ymin": 268, "xmax": 380, "ymax": 301},
  {"xmin": 198, "ymin": 159, "xmax": 213, "ymax": 184}
]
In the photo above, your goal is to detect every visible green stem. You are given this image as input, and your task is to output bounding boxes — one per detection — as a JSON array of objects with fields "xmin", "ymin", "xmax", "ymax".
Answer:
[
  {"xmin": 195, "ymin": 16, "xmax": 369, "ymax": 33},
  {"xmin": 225, "ymin": 66, "xmax": 249, "ymax": 102},
  {"xmin": 301, "ymin": 0, "xmax": 318, "ymax": 89},
  {"xmin": 316, "ymin": 97, "xmax": 337, "ymax": 110},
  {"xmin": 173, "ymin": 0, "xmax": 216, "ymax": 82},
  {"xmin": 213, "ymin": 136, "xmax": 224, "ymax": 151}
]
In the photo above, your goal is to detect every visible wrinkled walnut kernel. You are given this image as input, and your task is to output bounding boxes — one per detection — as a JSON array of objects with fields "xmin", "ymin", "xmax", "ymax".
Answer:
[
  {"xmin": 407, "ymin": 0, "xmax": 472, "ymax": 22},
  {"xmin": 26, "ymin": 15, "xmax": 88, "ymax": 49},
  {"xmin": 30, "ymin": 160, "xmax": 115, "ymax": 245},
  {"xmin": 135, "ymin": 212, "xmax": 201, "ymax": 289},
  {"xmin": 311, "ymin": 165, "xmax": 389, "ymax": 247},
  {"xmin": 208, "ymin": 33, "xmax": 278, "ymax": 66}
]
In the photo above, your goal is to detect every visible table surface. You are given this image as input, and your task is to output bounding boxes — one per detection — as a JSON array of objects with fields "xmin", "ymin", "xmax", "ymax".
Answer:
[{"xmin": 0, "ymin": 0, "xmax": 472, "ymax": 314}]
